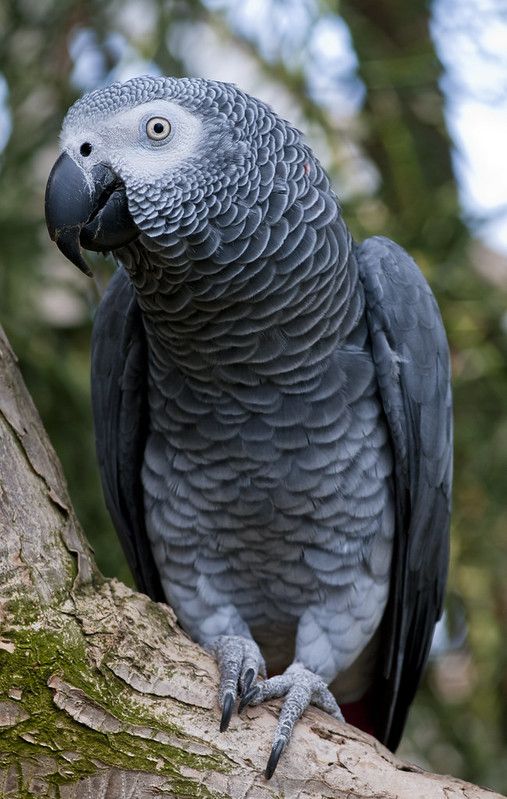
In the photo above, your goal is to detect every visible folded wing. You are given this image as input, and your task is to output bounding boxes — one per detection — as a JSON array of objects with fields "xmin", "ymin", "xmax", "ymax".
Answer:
[
  {"xmin": 91, "ymin": 267, "xmax": 165, "ymax": 602},
  {"xmin": 357, "ymin": 236, "xmax": 452, "ymax": 750}
]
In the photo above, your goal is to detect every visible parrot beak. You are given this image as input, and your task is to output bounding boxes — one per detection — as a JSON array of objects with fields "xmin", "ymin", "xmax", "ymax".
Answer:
[{"xmin": 45, "ymin": 152, "xmax": 139, "ymax": 276}]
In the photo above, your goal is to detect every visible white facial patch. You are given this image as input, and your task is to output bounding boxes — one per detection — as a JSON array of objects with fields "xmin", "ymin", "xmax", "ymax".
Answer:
[{"xmin": 61, "ymin": 99, "xmax": 204, "ymax": 183}]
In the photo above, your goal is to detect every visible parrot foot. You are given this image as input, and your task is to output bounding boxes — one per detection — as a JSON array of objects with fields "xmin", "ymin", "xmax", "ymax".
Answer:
[
  {"xmin": 208, "ymin": 635, "xmax": 266, "ymax": 733},
  {"xmin": 239, "ymin": 662, "xmax": 344, "ymax": 779}
]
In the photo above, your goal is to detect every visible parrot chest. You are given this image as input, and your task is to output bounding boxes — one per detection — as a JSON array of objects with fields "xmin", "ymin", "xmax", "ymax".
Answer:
[{"xmin": 142, "ymin": 349, "xmax": 394, "ymax": 631}]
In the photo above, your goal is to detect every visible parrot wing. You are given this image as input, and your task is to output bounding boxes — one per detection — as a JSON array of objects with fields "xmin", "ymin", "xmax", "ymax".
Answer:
[
  {"xmin": 91, "ymin": 266, "xmax": 165, "ymax": 602},
  {"xmin": 357, "ymin": 235, "xmax": 452, "ymax": 750}
]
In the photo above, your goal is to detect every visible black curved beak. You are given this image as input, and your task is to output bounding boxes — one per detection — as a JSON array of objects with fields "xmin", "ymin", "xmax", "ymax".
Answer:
[{"xmin": 45, "ymin": 152, "xmax": 139, "ymax": 276}]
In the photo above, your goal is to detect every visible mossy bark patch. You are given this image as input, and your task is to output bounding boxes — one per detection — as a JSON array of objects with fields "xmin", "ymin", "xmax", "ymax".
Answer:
[{"xmin": 0, "ymin": 613, "xmax": 230, "ymax": 796}]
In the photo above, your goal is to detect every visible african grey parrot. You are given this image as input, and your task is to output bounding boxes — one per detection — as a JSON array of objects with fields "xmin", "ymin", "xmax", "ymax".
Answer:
[{"xmin": 45, "ymin": 76, "xmax": 452, "ymax": 778}]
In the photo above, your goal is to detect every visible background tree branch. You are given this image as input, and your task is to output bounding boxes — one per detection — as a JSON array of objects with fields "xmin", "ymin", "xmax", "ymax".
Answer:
[{"xmin": 0, "ymin": 326, "xmax": 503, "ymax": 798}]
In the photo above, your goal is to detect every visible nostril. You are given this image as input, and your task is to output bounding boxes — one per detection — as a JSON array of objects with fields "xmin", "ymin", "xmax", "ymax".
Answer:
[{"xmin": 80, "ymin": 142, "xmax": 92, "ymax": 157}]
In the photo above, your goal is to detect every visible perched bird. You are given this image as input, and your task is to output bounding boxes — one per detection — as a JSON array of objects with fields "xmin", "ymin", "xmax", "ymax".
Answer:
[{"xmin": 45, "ymin": 76, "xmax": 452, "ymax": 778}]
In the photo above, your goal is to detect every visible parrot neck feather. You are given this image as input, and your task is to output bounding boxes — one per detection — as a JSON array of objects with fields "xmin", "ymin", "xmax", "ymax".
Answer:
[
  {"xmin": 116, "ymin": 104, "xmax": 364, "ymax": 390},
  {"xmin": 119, "ymin": 209, "xmax": 363, "ymax": 390}
]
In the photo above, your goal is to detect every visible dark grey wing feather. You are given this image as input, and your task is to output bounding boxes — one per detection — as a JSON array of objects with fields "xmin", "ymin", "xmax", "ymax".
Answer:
[
  {"xmin": 91, "ymin": 266, "xmax": 165, "ymax": 603},
  {"xmin": 356, "ymin": 236, "xmax": 452, "ymax": 750}
]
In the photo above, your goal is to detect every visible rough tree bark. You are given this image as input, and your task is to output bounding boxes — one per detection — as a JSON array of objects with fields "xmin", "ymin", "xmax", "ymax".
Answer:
[{"xmin": 0, "ymin": 324, "xmax": 503, "ymax": 799}]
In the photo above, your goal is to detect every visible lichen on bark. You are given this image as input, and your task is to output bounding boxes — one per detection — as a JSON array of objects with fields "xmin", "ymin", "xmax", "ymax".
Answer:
[{"xmin": 0, "ymin": 585, "xmax": 232, "ymax": 796}]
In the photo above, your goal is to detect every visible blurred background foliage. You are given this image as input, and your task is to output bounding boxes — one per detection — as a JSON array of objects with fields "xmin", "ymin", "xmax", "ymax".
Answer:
[{"xmin": 1, "ymin": 0, "xmax": 506, "ymax": 792}]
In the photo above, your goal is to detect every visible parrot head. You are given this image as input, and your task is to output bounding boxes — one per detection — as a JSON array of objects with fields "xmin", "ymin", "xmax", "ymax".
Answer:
[{"xmin": 45, "ymin": 76, "xmax": 279, "ymax": 275}]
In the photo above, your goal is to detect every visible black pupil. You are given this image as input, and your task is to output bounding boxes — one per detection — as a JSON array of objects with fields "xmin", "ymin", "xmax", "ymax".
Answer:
[
  {"xmin": 80, "ymin": 142, "xmax": 92, "ymax": 157},
  {"xmin": 153, "ymin": 122, "xmax": 164, "ymax": 134}
]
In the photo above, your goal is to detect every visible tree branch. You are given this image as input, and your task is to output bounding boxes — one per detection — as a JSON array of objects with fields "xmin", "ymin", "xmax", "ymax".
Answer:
[{"xmin": 0, "ymin": 325, "xmax": 502, "ymax": 798}]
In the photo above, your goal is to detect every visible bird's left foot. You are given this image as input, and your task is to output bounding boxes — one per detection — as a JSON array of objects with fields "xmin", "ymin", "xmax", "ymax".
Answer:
[{"xmin": 239, "ymin": 662, "xmax": 344, "ymax": 779}]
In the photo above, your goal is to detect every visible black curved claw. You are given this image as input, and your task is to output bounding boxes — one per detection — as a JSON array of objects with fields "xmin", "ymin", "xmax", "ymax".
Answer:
[
  {"xmin": 242, "ymin": 667, "xmax": 255, "ymax": 695},
  {"xmin": 265, "ymin": 738, "xmax": 285, "ymax": 780},
  {"xmin": 238, "ymin": 685, "xmax": 259, "ymax": 715},
  {"xmin": 220, "ymin": 692, "xmax": 235, "ymax": 732}
]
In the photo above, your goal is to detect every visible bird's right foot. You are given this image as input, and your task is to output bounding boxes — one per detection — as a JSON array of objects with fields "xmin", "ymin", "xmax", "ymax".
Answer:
[{"xmin": 208, "ymin": 635, "xmax": 266, "ymax": 732}]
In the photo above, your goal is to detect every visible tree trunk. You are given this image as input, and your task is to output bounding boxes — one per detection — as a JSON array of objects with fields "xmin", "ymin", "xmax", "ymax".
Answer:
[{"xmin": 0, "ymin": 325, "xmax": 502, "ymax": 799}]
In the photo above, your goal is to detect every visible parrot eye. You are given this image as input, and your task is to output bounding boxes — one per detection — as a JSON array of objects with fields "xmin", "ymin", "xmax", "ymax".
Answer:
[
  {"xmin": 146, "ymin": 117, "xmax": 172, "ymax": 141},
  {"xmin": 80, "ymin": 142, "xmax": 92, "ymax": 157}
]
